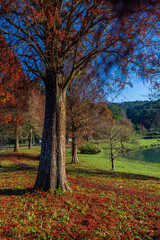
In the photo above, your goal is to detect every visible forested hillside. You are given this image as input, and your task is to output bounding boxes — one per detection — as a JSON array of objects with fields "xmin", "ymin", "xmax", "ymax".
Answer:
[{"xmin": 113, "ymin": 100, "xmax": 160, "ymax": 131}]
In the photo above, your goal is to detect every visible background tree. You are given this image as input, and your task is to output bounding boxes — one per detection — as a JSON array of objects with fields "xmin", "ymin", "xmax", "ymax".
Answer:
[
  {"xmin": 119, "ymin": 113, "xmax": 133, "ymax": 149},
  {"xmin": 0, "ymin": 0, "xmax": 159, "ymax": 192},
  {"xmin": 23, "ymin": 87, "xmax": 45, "ymax": 149},
  {"xmin": 105, "ymin": 124, "xmax": 120, "ymax": 170},
  {"xmin": 105, "ymin": 122, "xmax": 133, "ymax": 170},
  {"xmin": 67, "ymin": 68, "xmax": 105, "ymax": 163},
  {"xmin": 0, "ymin": 34, "xmax": 30, "ymax": 152},
  {"xmin": 96, "ymin": 105, "xmax": 133, "ymax": 170},
  {"xmin": 118, "ymin": 125, "xmax": 133, "ymax": 150}
]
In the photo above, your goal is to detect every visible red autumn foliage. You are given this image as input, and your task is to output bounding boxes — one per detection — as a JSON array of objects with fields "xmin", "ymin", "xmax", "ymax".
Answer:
[
  {"xmin": 0, "ymin": 34, "xmax": 30, "ymax": 126},
  {"xmin": 0, "ymin": 153, "xmax": 160, "ymax": 239},
  {"xmin": 120, "ymin": 118, "xmax": 133, "ymax": 132},
  {"xmin": 0, "ymin": 34, "xmax": 32, "ymax": 151}
]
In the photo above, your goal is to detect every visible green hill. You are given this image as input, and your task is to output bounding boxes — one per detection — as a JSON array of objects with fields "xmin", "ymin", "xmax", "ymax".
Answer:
[{"xmin": 112, "ymin": 99, "xmax": 160, "ymax": 131}]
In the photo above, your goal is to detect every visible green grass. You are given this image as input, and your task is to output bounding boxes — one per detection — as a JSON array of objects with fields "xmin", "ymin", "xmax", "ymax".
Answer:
[
  {"xmin": 0, "ymin": 140, "xmax": 160, "ymax": 240},
  {"xmin": 139, "ymin": 138, "xmax": 160, "ymax": 146},
  {"xmin": 66, "ymin": 138, "xmax": 160, "ymax": 178},
  {"xmin": 1, "ymin": 138, "xmax": 160, "ymax": 178},
  {"xmin": 66, "ymin": 149, "xmax": 160, "ymax": 179}
]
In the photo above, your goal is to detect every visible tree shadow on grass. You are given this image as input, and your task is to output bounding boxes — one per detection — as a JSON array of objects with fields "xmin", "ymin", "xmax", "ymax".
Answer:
[
  {"xmin": 0, "ymin": 165, "xmax": 37, "ymax": 173},
  {"xmin": 0, "ymin": 188, "xmax": 34, "ymax": 196},
  {"xmin": 0, "ymin": 152, "xmax": 39, "ymax": 172},
  {"xmin": 67, "ymin": 167, "xmax": 160, "ymax": 181},
  {"xmin": 0, "ymin": 152, "xmax": 40, "ymax": 161}
]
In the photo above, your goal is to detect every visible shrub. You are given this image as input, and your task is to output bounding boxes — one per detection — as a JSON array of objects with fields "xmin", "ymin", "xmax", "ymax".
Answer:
[{"xmin": 78, "ymin": 144, "xmax": 102, "ymax": 154}]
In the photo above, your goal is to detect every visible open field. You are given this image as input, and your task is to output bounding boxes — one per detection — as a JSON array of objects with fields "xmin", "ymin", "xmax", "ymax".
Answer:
[{"xmin": 0, "ymin": 141, "xmax": 160, "ymax": 240}]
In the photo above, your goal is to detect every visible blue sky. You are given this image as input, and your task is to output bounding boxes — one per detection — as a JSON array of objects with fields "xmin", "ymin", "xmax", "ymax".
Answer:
[{"xmin": 108, "ymin": 79, "xmax": 151, "ymax": 103}]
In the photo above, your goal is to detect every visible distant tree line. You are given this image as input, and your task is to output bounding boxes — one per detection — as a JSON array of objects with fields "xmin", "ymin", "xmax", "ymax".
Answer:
[{"xmin": 109, "ymin": 100, "xmax": 160, "ymax": 134}]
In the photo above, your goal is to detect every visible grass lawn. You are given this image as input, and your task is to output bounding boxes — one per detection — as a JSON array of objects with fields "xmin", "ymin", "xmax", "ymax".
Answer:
[{"xmin": 0, "ymin": 141, "xmax": 160, "ymax": 240}]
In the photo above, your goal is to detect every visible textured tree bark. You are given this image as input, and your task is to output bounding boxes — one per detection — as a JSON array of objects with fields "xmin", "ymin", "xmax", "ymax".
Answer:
[
  {"xmin": 71, "ymin": 128, "xmax": 79, "ymax": 163},
  {"xmin": 28, "ymin": 127, "xmax": 33, "ymax": 149},
  {"xmin": 14, "ymin": 126, "xmax": 19, "ymax": 152},
  {"xmin": 34, "ymin": 74, "xmax": 71, "ymax": 192}
]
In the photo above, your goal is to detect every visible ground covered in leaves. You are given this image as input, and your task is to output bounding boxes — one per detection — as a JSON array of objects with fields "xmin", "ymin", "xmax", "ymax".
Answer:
[{"xmin": 0, "ymin": 152, "xmax": 160, "ymax": 240}]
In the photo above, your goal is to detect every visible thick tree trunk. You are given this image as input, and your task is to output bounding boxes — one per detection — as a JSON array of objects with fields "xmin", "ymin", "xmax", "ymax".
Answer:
[
  {"xmin": 28, "ymin": 127, "xmax": 33, "ymax": 149},
  {"xmin": 34, "ymin": 76, "xmax": 71, "ymax": 192},
  {"xmin": 14, "ymin": 126, "xmax": 19, "ymax": 152},
  {"xmin": 71, "ymin": 128, "xmax": 79, "ymax": 163}
]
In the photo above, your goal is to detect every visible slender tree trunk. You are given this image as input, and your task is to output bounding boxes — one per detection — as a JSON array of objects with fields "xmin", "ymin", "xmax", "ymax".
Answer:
[
  {"xmin": 14, "ymin": 126, "xmax": 19, "ymax": 152},
  {"xmin": 29, "ymin": 127, "xmax": 33, "ymax": 149},
  {"xmin": 34, "ymin": 75, "xmax": 71, "ymax": 192},
  {"xmin": 111, "ymin": 154, "xmax": 115, "ymax": 170},
  {"xmin": 71, "ymin": 126, "xmax": 79, "ymax": 163},
  {"xmin": 110, "ymin": 139, "xmax": 115, "ymax": 170}
]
